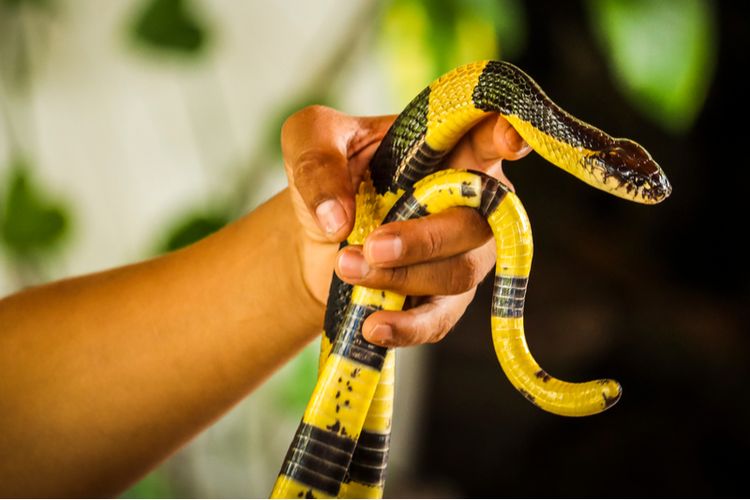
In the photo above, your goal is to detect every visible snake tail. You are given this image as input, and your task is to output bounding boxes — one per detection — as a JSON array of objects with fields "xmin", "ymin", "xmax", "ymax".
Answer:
[
  {"xmin": 484, "ymin": 176, "xmax": 621, "ymax": 416},
  {"xmin": 389, "ymin": 170, "xmax": 621, "ymax": 417}
]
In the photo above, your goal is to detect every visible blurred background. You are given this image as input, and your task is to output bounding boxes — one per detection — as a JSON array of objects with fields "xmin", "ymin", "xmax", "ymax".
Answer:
[{"xmin": 0, "ymin": 0, "xmax": 747, "ymax": 497}]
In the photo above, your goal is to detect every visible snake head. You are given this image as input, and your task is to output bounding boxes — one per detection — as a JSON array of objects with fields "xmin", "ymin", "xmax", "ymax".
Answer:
[{"xmin": 585, "ymin": 138, "xmax": 672, "ymax": 204}]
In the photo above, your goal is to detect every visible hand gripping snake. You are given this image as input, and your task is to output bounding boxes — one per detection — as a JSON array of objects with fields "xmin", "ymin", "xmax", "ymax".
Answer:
[{"xmin": 271, "ymin": 60, "xmax": 671, "ymax": 499}]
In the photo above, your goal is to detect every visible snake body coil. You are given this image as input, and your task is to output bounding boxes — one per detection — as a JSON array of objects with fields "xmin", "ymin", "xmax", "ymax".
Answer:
[{"xmin": 271, "ymin": 60, "xmax": 670, "ymax": 499}]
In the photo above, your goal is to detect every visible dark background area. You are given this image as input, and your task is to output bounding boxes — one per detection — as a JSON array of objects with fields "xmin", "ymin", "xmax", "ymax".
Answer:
[{"xmin": 417, "ymin": 1, "xmax": 749, "ymax": 497}]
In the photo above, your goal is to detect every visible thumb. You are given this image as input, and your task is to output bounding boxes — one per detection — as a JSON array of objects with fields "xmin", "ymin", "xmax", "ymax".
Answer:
[
  {"xmin": 282, "ymin": 106, "xmax": 359, "ymax": 242},
  {"xmin": 289, "ymin": 149, "xmax": 356, "ymax": 242}
]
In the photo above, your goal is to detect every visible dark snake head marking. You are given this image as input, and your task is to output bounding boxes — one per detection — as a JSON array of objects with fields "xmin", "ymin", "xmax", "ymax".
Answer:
[{"xmin": 585, "ymin": 138, "xmax": 672, "ymax": 204}]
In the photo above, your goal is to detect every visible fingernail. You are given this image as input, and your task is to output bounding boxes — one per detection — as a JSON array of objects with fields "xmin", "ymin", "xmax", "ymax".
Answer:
[
  {"xmin": 338, "ymin": 249, "xmax": 369, "ymax": 279},
  {"xmin": 504, "ymin": 126, "xmax": 528, "ymax": 153},
  {"xmin": 316, "ymin": 199, "xmax": 346, "ymax": 235},
  {"xmin": 368, "ymin": 324, "xmax": 393, "ymax": 344},
  {"xmin": 367, "ymin": 235, "xmax": 402, "ymax": 264}
]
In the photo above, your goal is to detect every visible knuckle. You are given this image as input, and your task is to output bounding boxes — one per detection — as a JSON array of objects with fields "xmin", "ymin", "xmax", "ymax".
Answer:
[
  {"xmin": 284, "ymin": 105, "xmax": 329, "ymax": 129},
  {"xmin": 382, "ymin": 266, "xmax": 407, "ymax": 289},
  {"xmin": 280, "ymin": 115, "xmax": 295, "ymax": 145},
  {"xmin": 281, "ymin": 105, "xmax": 332, "ymax": 150},
  {"xmin": 402, "ymin": 313, "xmax": 431, "ymax": 346},
  {"xmin": 411, "ymin": 311, "xmax": 451, "ymax": 345},
  {"xmin": 293, "ymin": 150, "xmax": 338, "ymax": 186},
  {"xmin": 423, "ymin": 225, "xmax": 444, "ymax": 258},
  {"xmin": 469, "ymin": 247, "xmax": 493, "ymax": 282},
  {"xmin": 432, "ymin": 313, "xmax": 454, "ymax": 342},
  {"xmin": 463, "ymin": 252, "xmax": 481, "ymax": 278},
  {"xmin": 292, "ymin": 154, "xmax": 314, "ymax": 179},
  {"xmin": 449, "ymin": 255, "xmax": 481, "ymax": 292},
  {"xmin": 388, "ymin": 330, "xmax": 411, "ymax": 347},
  {"xmin": 294, "ymin": 149, "xmax": 328, "ymax": 171},
  {"xmin": 301, "ymin": 104, "xmax": 329, "ymax": 115}
]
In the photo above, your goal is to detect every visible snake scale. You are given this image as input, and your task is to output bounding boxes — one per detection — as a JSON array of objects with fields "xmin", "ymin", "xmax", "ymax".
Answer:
[{"xmin": 271, "ymin": 60, "xmax": 671, "ymax": 498}]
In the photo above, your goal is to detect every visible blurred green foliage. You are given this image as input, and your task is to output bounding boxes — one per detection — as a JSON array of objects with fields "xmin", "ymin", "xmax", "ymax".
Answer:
[
  {"xmin": 127, "ymin": 0, "xmax": 225, "ymax": 255},
  {"xmin": 379, "ymin": 0, "xmax": 521, "ymax": 104},
  {"xmin": 379, "ymin": 0, "xmax": 715, "ymax": 133},
  {"xmin": 0, "ymin": 0, "xmax": 50, "ymax": 9},
  {"xmin": 121, "ymin": 470, "xmax": 174, "ymax": 498},
  {"xmin": 158, "ymin": 210, "xmax": 230, "ymax": 253},
  {"xmin": 274, "ymin": 343, "xmax": 319, "ymax": 414},
  {"xmin": 129, "ymin": 0, "xmax": 209, "ymax": 56},
  {"xmin": 588, "ymin": 0, "xmax": 716, "ymax": 133},
  {"xmin": 378, "ymin": 0, "xmax": 526, "ymax": 104},
  {"xmin": 486, "ymin": 0, "xmax": 526, "ymax": 60},
  {"xmin": 0, "ymin": 159, "xmax": 69, "ymax": 260}
]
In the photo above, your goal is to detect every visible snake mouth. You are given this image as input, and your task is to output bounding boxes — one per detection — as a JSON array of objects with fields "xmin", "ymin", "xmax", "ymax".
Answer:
[
  {"xmin": 585, "ymin": 138, "xmax": 672, "ymax": 205},
  {"xmin": 636, "ymin": 171, "xmax": 672, "ymax": 204}
]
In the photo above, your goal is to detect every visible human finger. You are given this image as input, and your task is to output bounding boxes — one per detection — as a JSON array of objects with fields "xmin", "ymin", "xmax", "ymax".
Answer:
[
  {"xmin": 447, "ymin": 114, "xmax": 532, "ymax": 190},
  {"xmin": 363, "ymin": 207, "xmax": 492, "ymax": 268},
  {"xmin": 335, "ymin": 239, "xmax": 495, "ymax": 296},
  {"xmin": 361, "ymin": 291, "xmax": 476, "ymax": 347}
]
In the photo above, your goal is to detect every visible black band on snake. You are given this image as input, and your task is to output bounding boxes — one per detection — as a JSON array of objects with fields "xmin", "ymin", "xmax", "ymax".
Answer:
[{"xmin": 271, "ymin": 60, "xmax": 671, "ymax": 499}]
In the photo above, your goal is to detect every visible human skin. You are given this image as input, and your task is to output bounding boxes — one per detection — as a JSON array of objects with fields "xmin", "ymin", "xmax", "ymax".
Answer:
[{"xmin": 0, "ymin": 106, "xmax": 528, "ymax": 496}]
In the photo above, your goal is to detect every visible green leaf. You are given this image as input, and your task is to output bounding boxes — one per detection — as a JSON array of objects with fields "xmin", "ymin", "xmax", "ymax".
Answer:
[
  {"xmin": 121, "ymin": 469, "xmax": 174, "ymax": 499},
  {"xmin": 158, "ymin": 211, "xmax": 229, "ymax": 253},
  {"xmin": 0, "ymin": 161, "xmax": 69, "ymax": 257},
  {"xmin": 274, "ymin": 342, "xmax": 319, "ymax": 414},
  {"xmin": 129, "ymin": 0, "xmax": 208, "ymax": 56},
  {"xmin": 475, "ymin": 0, "xmax": 526, "ymax": 60},
  {"xmin": 588, "ymin": 0, "xmax": 716, "ymax": 133},
  {"xmin": 378, "ymin": 0, "xmax": 437, "ymax": 104},
  {"xmin": 1, "ymin": 0, "xmax": 51, "ymax": 9},
  {"xmin": 378, "ymin": 0, "xmax": 525, "ymax": 106}
]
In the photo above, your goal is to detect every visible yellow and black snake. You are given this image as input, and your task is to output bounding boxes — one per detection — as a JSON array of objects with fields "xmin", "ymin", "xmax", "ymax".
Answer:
[{"xmin": 271, "ymin": 60, "xmax": 671, "ymax": 499}]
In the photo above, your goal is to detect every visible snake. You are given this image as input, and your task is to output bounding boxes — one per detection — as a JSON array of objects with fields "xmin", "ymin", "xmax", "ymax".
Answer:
[{"xmin": 270, "ymin": 60, "xmax": 671, "ymax": 499}]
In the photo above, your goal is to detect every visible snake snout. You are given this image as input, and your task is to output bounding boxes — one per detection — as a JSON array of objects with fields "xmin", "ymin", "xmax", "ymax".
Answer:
[
  {"xmin": 630, "ymin": 157, "xmax": 671, "ymax": 204},
  {"xmin": 644, "ymin": 169, "xmax": 672, "ymax": 204},
  {"xmin": 629, "ymin": 161, "xmax": 671, "ymax": 204},
  {"xmin": 592, "ymin": 138, "xmax": 671, "ymax": 204}
]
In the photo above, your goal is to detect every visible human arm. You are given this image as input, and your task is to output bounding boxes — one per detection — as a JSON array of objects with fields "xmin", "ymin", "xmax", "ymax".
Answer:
[{"xmin": 0, "ymin": 190, "xmax": 323, "ymax": 496}]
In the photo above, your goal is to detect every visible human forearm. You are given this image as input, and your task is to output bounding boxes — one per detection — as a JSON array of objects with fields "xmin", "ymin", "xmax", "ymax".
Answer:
[{"xmin": 0, "ymin": 189, "xmax": 325, "ymax": 496}]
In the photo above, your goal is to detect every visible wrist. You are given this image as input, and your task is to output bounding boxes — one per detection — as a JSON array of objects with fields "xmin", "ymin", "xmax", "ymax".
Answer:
[
  {"xmin": 266, "ymin": 189, "xmax": 329, "ymax": 334},
  {"xmin": 290, "ymin": 196, "xmax": 339, "ymax": 310},
  {"xmin": 296, "ymin": 225, "xmax": 338, "ymax": 311}
]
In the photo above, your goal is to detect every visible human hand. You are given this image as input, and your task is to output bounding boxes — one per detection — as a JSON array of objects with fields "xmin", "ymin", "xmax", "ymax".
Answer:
[{"xmin": 281, "ymin": 105, "xmax": 531, "ymax": 348}]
